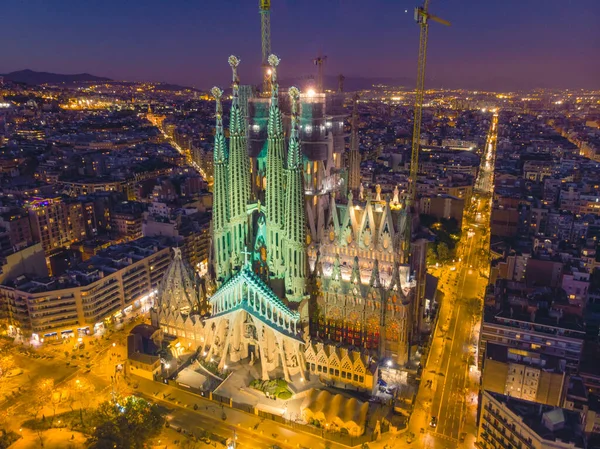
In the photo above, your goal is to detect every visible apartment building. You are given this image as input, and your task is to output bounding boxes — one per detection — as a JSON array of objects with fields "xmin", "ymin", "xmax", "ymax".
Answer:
[
  {"xmin": 477, "ymin": 390, "xmax": 585, "ymax": 449},
  {"xmin": 0, "ymin": 236, "xmax": 175, "ymax": 339},
  {"xmin": 479, "ymin": 283, "xmax": 585, "ymax": 406}
]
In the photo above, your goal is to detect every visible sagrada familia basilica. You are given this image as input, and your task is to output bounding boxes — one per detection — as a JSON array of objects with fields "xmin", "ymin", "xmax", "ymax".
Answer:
[{"xmin": 151, "ymin": 54, "xmax": 419, "ymax": 389}]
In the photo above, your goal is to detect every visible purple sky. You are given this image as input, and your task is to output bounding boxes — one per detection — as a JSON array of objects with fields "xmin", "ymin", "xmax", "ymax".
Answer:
[{"xmin": 1, "ymin": 0, "xmax": 599, "ymax": 90}]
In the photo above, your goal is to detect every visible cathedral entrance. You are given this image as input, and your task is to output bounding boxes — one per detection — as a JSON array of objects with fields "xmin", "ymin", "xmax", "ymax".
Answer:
[
  {"xmin": 205, "ymin": 308, "xmax": 304, "ymax": 382},
  {"xmin": 204, "ymin": 265, "xmax": 307, "ymax": 382}
]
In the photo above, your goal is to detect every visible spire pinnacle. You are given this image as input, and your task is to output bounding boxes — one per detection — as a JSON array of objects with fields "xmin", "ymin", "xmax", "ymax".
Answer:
[
  {"xmin": 313, "ymin": 250, "xmax": 323, "ymax": 277},
  {"xmin": 267, "ymin": 54, "xmax": 283, "ymax": 137},
  {"xmin": 268, "ymin": 54, "xmax": 280, "ymax": 87},
  {"xmin": 287, "ymin": 86, "xmax": 301, "ymax": 169},
  {"xmin": 228, "ymin": 55, "xmax": 243, "ymax": 135},
  {"xmin": 370, "ymin": 259, "xmax": 381, "ymax": 289},
  {"xmin": 332, "ymin": 253, "xmax": 342, "ymax": 282},
  {"xmin": 389, "ymin": 260, "xmax": 407, "ymax": 301},
  {"xmin": 211, "ymin": 86, "xmax": 227, "ymax": 163},
  {"xmin": 350, "ymin": 255, "xmax": 361, "ymax": 285}
]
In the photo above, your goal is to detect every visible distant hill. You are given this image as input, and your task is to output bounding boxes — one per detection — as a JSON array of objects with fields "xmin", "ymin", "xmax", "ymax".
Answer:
[{"xmin": 1, "ymin": 69, "xmax": 112, "ymax": 85}]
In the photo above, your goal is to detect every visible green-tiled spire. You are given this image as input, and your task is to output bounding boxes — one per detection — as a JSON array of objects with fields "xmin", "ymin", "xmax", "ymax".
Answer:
[
  {"xmin": 267, "ymin": 55, "xmax": 284, "ymax": 138},
  {"xmin": 228, "ymin": 55, "xmax": 244, "ymax": 136},
  {"xmin": 284, "ymin": 86, "xmax": 307, "ymax": 302},
  {"xmin": 265, "ymin": 54, "xmax": 285, "ymax": 278},
  {"xmin": 286, "ymin": 87, "xmax": 302, "ymax": 170},
  {"xmin": 212, "ymin": 87, "xmax": 227, "ymax": 163},
  {"xmin": 227, "ymin": 55, "xmax": 251, "ymax": 271},
  {"xmin": 211, "ymin": 86, "xmax": 231, "ymax": 283}
]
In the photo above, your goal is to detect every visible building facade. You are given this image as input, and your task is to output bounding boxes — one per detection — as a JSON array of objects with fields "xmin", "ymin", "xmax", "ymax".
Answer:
[
  {"xmin": 1, "ymin": 237, "xmax": 173, "ymax": 339},
  {"xmin": 477, "ymin": 390, "xmax": 585, "ymax": 449},
  {"xmin": 152, "ymin": 56, "xmax": 417, "ymax": 389}
]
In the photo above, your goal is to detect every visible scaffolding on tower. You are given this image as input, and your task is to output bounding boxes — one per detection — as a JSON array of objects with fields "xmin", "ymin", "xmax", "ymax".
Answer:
[{"xmin": 313, "ymin": 53, "xmax": 327, "ymax": 93}]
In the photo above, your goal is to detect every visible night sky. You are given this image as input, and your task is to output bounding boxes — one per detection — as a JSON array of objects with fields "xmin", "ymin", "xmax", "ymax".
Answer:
[{"xmin": 1, "ymin": 0, "xmax": 599, "ymax": 91}]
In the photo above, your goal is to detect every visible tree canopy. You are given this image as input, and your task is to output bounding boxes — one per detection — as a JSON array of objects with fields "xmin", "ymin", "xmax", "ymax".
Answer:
[{"xmin": 88, "ymin": 396, "xmax": 164, "ymax": 449}]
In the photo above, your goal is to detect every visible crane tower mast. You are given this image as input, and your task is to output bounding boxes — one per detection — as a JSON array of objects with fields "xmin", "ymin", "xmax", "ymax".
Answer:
[
  {"xmin": 406, "ymin": 0, "xmax": 450, "ymax": 256},
  {"xmin": 260, "ymin": 0, "xmax": 272, "ymax": 95}
]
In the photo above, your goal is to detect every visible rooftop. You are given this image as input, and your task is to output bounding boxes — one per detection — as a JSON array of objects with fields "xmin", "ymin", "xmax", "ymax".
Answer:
[
  {"xmin": 3, "ymin": 236, "xmax": 175, "ymax": 293},
  {"xmin": 486, "ymin": 391, "xmax": 585, "ymax": 448},
  {"xmin": 484, "ymin": 281, "xmax": 585, "ymax": 336}
]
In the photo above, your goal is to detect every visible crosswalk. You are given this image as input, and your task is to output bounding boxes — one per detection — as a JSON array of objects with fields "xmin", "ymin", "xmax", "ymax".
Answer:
[{"xmin": 433, "ymin": 430, "xmax": 458, "ymax": 444}]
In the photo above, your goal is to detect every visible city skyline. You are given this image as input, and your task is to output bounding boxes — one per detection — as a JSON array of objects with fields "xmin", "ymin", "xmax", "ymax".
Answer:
[
  {"xmin": 1, "ymin": 2, "xmax": 600, "ymax": 448},
  {"xmin": 1, "ymin": 0, "xmax": 599, "ymax": 91}
]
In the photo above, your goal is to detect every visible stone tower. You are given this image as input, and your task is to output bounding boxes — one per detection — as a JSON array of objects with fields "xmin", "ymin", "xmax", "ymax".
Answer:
[
  {"xmin": 348, "ymin": 93, "xmax": 361, "ymax": 196},
  {"xmin": 227, "ymin": 56, "xmax": 251, "ymax": 272},
  {"xmin": 153, "ymin": 248, "xmax": 200, "ymax": 317},
  {"xmin": 211, "ymin": 86, "xmax": 231, "ymax": 283},
  {"xmin": 265, "ymin": 55, "xmax": 286, "ymax": 279},
  {"xmin": 284, "ymin": 87, "xmax": 307, "ymax": 302}
]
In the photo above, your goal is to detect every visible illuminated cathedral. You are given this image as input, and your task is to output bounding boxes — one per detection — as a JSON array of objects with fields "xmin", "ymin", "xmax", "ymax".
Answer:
[{"xmin": 152, "ymin": 54, "xmax": 416, "ymax": 388}]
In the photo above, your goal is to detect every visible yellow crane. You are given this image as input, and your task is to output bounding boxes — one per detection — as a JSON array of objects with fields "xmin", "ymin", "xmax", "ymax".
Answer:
[
  {"xmin": 259, "ymin": 0, "xmax": 272, "ymax": 95},
  {"xmin": 406, "ymin": 0, "xmax": 450, "ymax": 255}
]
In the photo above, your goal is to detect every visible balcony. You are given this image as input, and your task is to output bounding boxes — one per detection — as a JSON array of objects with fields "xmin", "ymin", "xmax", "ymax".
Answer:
[
  {"xmin": 484, "ymin": 406, "xmax": 531, "ymax": 449},
  {"xmin": 83, "ymin": 298, "xmax": 121, "ymax": 319},
  {"xmin": 29, "ymin": 301, "xmax": 77, "ymax": 313},
  {"xmin": 482, "ymin": 424, "xmax": 514, "ymax": 449},
  {"xmin": 32, "ymin": 315, "xmax": 79, "ymax": 330}
]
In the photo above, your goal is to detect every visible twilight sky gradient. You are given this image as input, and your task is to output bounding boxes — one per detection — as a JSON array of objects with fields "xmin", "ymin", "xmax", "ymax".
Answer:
[{"xmin": 1, "ymin": 0, "xmax": 599, "ymax": 91}]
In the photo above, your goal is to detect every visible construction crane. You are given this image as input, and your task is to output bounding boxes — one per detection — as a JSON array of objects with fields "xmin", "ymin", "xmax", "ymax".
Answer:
[
  {"xmin": 406, "ymin": 0, "xmax": 450, "ymax": 251},
  {"xmin": 259, "ymin": 0, "xmax": 272, "ymax": 95},
  {"xmin": 313, "ymin": 54, "xmax": 327, "ymax": 93}
]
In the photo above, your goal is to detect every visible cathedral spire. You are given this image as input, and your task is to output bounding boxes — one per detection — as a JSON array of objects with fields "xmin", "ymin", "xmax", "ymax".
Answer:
[
  {"xmin": 350, "ymin": 255, "xmax": 361, "ymax": 285},
  {"xmin": 370, "ymin": 259, "xmax": 381, "ymax": 289},
  {"xmin": 348, "ymin": 93, "xmax": 361, "ymax": 196},
  {"xmin": 156, "ymin": 248, "xmax": 199, "ymax": 316},
  {"xmin": 389, "ymin": 259, "xmax": 407, "ymax": 301},
  {"xmin": 284, "ymin": 87, "xmax": 307, "ymax": 302},
  {"xmin": 227, "ymin": 56, "xmax": 252, "ymax": 271},
  {"xmin": 228, "ymin": 55, "xmax": 244, "ymax": 136},
  {"xmin": 211, "ymin": 87, "xmax": 231, "ymax": 282},
  {"xmin": 267, "ymin": 55, "xmax": 284, "ymax": 138},
  {"xmin": 287, "ymin": 87, "xmax": 302, "ymax": 170},
  {"xmin": 212, "ymin": 87, "xmax": 227, "ymax": 163},
  {"xmin": 265, "ymin": 54, "xmax": 286, "ymax": 278},
  {"xmin": 313, "ymin": 250, "xmax": 323, "ymax": 277},
  {"xmin": 332, "ymin": 253, "xmax": 342, "ymax": 282}
]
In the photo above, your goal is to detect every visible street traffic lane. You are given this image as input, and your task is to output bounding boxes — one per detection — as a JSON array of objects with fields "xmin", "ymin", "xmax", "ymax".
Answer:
[{"xmin": 133, "ymin": 376, "xmax": 346, "ymax": 449}]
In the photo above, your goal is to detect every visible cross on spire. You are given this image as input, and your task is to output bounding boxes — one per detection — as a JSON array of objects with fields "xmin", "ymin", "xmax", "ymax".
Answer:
[{"xmin": 241, "ymin": 246, "xmax": 252, "ymax": 267}]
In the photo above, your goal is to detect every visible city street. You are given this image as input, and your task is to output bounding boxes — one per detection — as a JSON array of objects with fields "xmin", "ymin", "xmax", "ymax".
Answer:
[
  {"xmin": 409, "ymin": 112, "xmax": 498, "ymax": 448},
  {"xmin": 133, "ymin": 376, "xmax": 348, "ymax": 449},
  {"xmin": 0, "ymin": 319, "xmax": 138, "ymax": 432}
]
